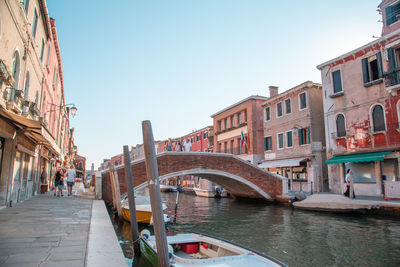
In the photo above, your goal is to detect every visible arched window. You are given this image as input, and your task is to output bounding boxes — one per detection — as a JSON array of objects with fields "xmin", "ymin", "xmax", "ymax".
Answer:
[
  {"xmin": 23, "ymin": 71, "xmax": 30, "ymax": 99},
  {"xmin": 372, "ymin": 105, "xmax": 386, "ymax": 132},
  {"xmin": 11, "ymin": 51, "xmax": 21, "ymax": 91},
  {"xmin": 336, "ymin": 114, "xmax": 346, "ymax": 137}
]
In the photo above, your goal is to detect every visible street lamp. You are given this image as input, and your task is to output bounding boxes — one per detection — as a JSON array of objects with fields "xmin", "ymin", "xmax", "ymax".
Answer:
[{"xmin": 46, "ymin": 103, "xmax": 78, "ymax": 118}]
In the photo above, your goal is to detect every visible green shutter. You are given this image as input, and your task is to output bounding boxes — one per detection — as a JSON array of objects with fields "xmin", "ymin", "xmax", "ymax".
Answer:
[
  {"xmin": 386, "ymin": 6, "xmax": 395, "ymax": 25},
  {"xmin": 361, "ymin": 58, "xmax": 369, "ymax": 83},
  {"xmin": 264, "ymin": 137, "xmax": 267, "ymax": 151},
  {"xmin": 298, "ymin": 129, "xmax": 303, "ymax": 145},
  {"xmin": 376, "ymin": 52, "xmax": 383, "ymax": 78},
  {"xmin": 307, "ymin": 127, "xmax": 311, "ymax": 144},
  {"xmin": 332, "ymin": 70, "xmax": 343, "ymax": 93},
  {"xmin": 388, "ymin": 48, "xmax": 398, "ymax": 85}
]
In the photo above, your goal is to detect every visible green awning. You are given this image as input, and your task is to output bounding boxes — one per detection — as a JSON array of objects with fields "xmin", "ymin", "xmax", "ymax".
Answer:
[{"xmin": 326, "ymin": 151, "xmax": 392, "ymax": 164}]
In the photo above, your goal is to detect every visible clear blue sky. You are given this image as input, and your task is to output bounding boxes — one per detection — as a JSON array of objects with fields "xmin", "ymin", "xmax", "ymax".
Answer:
[{"xmin": 46, "ymin": 0, "xmax": 382, "ymax": 169}]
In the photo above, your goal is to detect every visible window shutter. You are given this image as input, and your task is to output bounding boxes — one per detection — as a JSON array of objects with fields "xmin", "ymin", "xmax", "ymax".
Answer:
[
  {"xmin": 298, "ymin": 129, "xmax": 303, "ymax": 145},
  {"xmin": 388, "ymin": 48, "xmax": 397, "ymax": 85},
  {"xmin": 376, "ymin": 52, "xmax": 383, "ymax": 78},
  {"xmin": 362, "ymin": 58, "xmax": 369, "ymax": 83},
  {"xmin": 264, "ymin": 137, "xmax": 267, "ymax": 150},
  {"xmin": 307, "ymin": 127, "xmax": 311, "ymax": 143},
  {"xmin": 332, "ymin": 70, "xmax": 343, "ymax": 93},
  {"xmin": 386, "ymin": 6, "xmax": 395, "ymax": 25},
  {"xmin": 388, "ymin": 48, "xmax": 396, "ymax": 71}
]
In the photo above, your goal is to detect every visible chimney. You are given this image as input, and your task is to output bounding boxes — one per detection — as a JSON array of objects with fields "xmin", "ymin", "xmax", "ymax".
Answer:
[{"xmin": 269, "ymin": 86, "xmax": 278, "ymax": 97}]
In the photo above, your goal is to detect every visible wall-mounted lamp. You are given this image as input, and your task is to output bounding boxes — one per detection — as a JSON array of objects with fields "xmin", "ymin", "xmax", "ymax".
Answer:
[
  {"xmin": 292, "ymin": 124, "xmax": 302, "ymax": 133},
  {"xmin": 46, "ymin": 103, "xmax": 78, "ymax": 118}
]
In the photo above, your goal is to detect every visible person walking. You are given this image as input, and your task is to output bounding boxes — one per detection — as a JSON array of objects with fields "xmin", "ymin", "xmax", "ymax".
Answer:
[
  {"xmin": 54, "ymin": 167, "xmax": 64, "ymax": 197},
  {"xmin": 66, "ymin": 165, "xmax": 76, "ymax": 196},
  {"xmin": 166, "ymin": 138, "xmax": 172, "ymax": 151},
  {"xmin": 184, "ymin": 139, "xmax": 192, "ymax": 152},
  {"xmin": 344, "ymin": 169, "xmax": 355, "ymax": 198}
]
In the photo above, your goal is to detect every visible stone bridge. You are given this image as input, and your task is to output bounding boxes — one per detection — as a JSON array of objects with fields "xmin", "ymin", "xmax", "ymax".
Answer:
[{"xmin": 101, "ymin": 152, "xmax": 289, "ymax": 203}]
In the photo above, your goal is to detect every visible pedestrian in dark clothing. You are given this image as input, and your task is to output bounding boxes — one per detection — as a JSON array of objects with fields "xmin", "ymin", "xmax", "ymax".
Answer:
[{"xmin": 55, "ymin": 168, "xmax": 64, "ymax": 197}]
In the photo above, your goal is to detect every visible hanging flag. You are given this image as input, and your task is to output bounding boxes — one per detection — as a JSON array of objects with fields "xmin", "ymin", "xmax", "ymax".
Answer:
[{"xmin": 241, "ymin": 130, "xmax": 247, "ymax": 147}]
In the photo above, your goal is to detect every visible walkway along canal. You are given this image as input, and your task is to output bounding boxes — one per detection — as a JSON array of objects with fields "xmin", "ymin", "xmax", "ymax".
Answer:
[{"xmin": 110, "ymin": 191, "xmax": 400, "ymax": 267}]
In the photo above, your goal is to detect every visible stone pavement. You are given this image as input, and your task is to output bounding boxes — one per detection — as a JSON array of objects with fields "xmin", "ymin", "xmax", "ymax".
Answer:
[{"xmin": 0, "ymin": 185, "xmax": 127, "ymax": 267}]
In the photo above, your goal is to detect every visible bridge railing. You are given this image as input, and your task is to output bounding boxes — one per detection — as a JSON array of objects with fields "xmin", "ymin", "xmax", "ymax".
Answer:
[{"xmin": 215, "ymin": 146, "xmax": 248, "ymax": 155}]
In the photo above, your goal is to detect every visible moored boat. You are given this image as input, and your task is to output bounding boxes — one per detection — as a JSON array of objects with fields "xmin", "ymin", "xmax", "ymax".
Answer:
[
  {"xmin": 160, "ymin": 184, "xmax": 178, "ymax": 192},
  {"xmin": 121, "ymin": 195, "xmax": 170, "ymax": 224},
  {"xmin": 140, "ymin": 231, "xmax": 287, "ymax": 267}
]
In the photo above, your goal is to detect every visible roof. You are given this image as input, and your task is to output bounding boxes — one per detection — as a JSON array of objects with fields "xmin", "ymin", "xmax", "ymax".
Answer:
[
  {"xmin": 317, "ymin": 28, "xmax": 400, "ymax": 69},
  {"xmin": 261, "ymin": 81, "xmax": 321, "ymax": 106},
  {"xmin": 210, "ymin": 95, "xmax": 268, "ymax": 118}
]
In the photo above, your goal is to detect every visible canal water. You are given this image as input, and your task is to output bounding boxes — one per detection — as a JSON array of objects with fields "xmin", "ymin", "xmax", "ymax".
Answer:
[{"xmin": 109, "ymin": 191, "xmax": 400, "ymax": 267}]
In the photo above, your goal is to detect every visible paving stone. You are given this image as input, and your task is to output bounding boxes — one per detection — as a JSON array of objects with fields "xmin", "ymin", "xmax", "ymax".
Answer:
[
  {"xmin": 40, "ymin": 259, "xmax": 84, "ymax": 267},
  {"xmin": 48, "ymin": 251, "xmax": 85, "ymax": 261},
  {"xmin": 4, "ymin": 252, "xmax": 48, "ymax": 263}
]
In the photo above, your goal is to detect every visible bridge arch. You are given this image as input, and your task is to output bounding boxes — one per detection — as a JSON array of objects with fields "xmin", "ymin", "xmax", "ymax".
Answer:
[
  {"xmin": 135, "ymin": 168, "xmax": 272, "ymax": 199},
  {"xmin": 101, "ymin": 152, "xmax": 288, "ymax": 203}
]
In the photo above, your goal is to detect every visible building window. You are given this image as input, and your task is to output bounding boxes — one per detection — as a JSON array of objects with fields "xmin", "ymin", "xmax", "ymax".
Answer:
[
  {"xmin": 397, "ymin": 101, "xmax": 400, "ymax": 128},
  {"xmin": 79, "ymin": 162, "xmax": 83, "ymax": 169},
  {"xmin": 386, "ymin": 2, "xmax": 400, "ymax": 26},
  {"xmin": 11, "ymin": 51, "xmax": 21, "ymax": 90},
  {"xmin": 244, "ymin": 110, "xmax": 247, "ymax": 122},
  {"xmin": 203, "ymin": 132, "xmax": 207, "ymax": 139},
  {"xmin": 224, "ymin": 118, "xmax": 227, "ymax": 129},
  {"xmin": 238, "ymin": 113, "xmax": 241, "ymax": 124},
  {"xmin": 286, "ymin": 131, "xmax": 293, "ymax": 148},
  {"xmin": 224, "ymin": 142, "xmax": 228, "ymax": 153},
  {"xmin": 191, "ymin": 137, "xmax": 194, "ymax": 143},
  {"xmin": 230, "ymin": 140, "xmax": 234, "ymax": 154},
  {"xmin": 237, "ymin": 138, "xmax": 242, "ymax": 154},
  {"xmin": 332, "ymin": 70, "xmax": 343, "ymax": 93},
  {"xmin": 285, "ymin": 99, "xmax": 291, "ymax": 114},
  {"xmin": 230, "ymin": 116, "xmax": 234, "ymax": 128},
  {"xmin": 23, "ymin": 0, "xmax": 30, "ymax": 14},
  {"xmin": 298, "ymin": 127, "xmax": 311, "ymax": 145},
  {"xmin": 46, "ymin": 45, "xmax": 51, "ymax": 66},
  {"xmin": 336, "ymin": 114, "xmax": 346, "ymax": 137},
  {"xmin": 218, "ymin": 143, "xmax": 222, "ymax": 153},
  {"xmin": 277, "ymin": 133, "xmax": 284, "ymax": 149},
  {"xmin": 196, "ymin": 135, "xmax": 200, "ymax": 142},
  {"xmin": 277, "ymin": 102, "xmax": 283, "ymax": 117},
  {"xmin": 264, "ymin": 136, "xmax": 272, "ymax": 151},
  {"xmin": 23, "ymin": 71, "xmax": 30, "ymax": 99},
  {"xmin": 299, "ymin": 92, "xmax": 307, "ymax": 110},
  {"xmin": 387, "ymin": 48, "xmax": 400, "ymax": 86},
  {"xmin": 31, "ymin": 8, "xmax": 38, "ymax": 38},
  {"xmin": 371, "ymin": 105, "xmax": 386, "ymax": 132},
  {"xmin": 265, "ymin": 107, "xmax": 270, "ymax": 121},
  {"xmin": 40, "ymin": 39, "xmax": 45, "ymax": 62},
  {"xmin": 53, "ymin": 67, "xmax": 58, "ymax": 90},
  {"xmin": 217, "ymin": 120, "xmax": 221, "ymax": 131},
  {"xmin": 362, "ymin": 53, "xmax": 383, "ymax": 85}
]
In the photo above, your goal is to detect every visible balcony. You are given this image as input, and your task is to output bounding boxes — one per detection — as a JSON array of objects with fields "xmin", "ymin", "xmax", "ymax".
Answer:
[
  {"xmin": 384, "ymin": 68, "xmax": 400, "ymax": 94},
  {"xmin": 5, "ymin": 88, "xmax": 24, "ymax": 114}
]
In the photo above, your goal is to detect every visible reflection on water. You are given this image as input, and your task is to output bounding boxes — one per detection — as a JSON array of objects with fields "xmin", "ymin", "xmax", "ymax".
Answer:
[{"xmin": 110, "ymin": 192, "xmax": 400, "ymax": 267}]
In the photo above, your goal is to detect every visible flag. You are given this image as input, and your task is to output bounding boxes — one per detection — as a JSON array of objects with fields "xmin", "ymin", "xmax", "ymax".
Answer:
[{"xmin": 240, "ymin": 130, "xmax": 247, "ymax": 148}]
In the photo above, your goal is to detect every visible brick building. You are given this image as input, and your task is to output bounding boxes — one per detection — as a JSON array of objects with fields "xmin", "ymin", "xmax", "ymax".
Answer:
[
  {"xmin": 182, "ymin": 126, "xmax": 212, "ymax": 152},
  {"xmin": 73, "ymin": 154, "xmax": 86, "ymax": 180},
  {"xmin": 211, "ymin": 96, "xmax": 267, "ymax": 164},
  {"xmin": 317, "ymin": 0, "xmax": 400, "ymax": 197},
  {"xmin": 258, "ymin": 82, "xmax": 327, "ymax": 193}
]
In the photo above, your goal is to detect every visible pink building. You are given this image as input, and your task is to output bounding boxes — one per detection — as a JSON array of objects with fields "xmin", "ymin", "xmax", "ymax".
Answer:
[
  {"xmin": 317, "ymin": 0, "xmax": 400, "ymax": 197},
  {"xmin": 182, "ymin": 126, "xmax": 212, "ymax": 152}
]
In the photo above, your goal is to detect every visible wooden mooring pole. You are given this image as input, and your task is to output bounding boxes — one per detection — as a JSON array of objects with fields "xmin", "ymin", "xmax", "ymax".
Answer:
[
  {"xmin": 142, "ymin": 120, "xmax": 170, "ymax": 267},
  {"xmin": 123, "ymin": 145, "xmax": 141, "ymax": 257},
  {"xmin": 109, "ymin": 165, "xmax": 122, "ymax": 216}
]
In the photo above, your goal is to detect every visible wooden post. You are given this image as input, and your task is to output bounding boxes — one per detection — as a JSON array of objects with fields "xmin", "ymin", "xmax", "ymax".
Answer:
[
  {"xmin": 350, "ymin": 170, "xmax": 354, "ymax": 199},
  {"xmin": 142, "ymin": 120, "xmax": 170, "ymax": 267},
  {"xmin": 109, "ymin": 166, "xmax": 117, "ymax": 210},
  {"xmin": 123, "ymin": 145, "xmax": 141, "ymax": 257},
  {"xmin": 113, "ymin": 167, "xmax": 122, "ymax": 217}
]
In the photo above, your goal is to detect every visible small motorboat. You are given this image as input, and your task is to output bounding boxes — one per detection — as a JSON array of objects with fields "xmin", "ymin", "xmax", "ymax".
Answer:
[
  {"xmin": 159, "ymin": 184, "xmax": 178, "ymax": 192},
  {"xmin": 121, "ymin": 195, "xmax": 170, "ymax": 224},
  {"xmin": 140, "ymin": 231, "xmax": 287, "ymax": 267}
]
